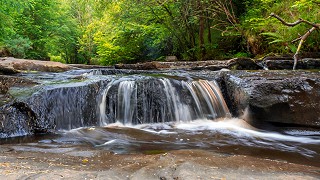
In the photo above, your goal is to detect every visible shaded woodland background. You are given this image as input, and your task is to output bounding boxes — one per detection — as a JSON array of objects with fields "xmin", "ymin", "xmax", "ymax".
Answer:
[{"xmin": 0, "ymin": 0, "xmax": 319, "ymax": 65}]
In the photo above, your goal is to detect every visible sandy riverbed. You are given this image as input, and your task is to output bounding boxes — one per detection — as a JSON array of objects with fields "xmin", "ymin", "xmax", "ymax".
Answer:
[{"xmin": 0, "ymin": 145, "xmax": 319, "ymax": 180}]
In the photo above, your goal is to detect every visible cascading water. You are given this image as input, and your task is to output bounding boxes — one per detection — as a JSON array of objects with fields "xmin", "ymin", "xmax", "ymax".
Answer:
[
  {"xmin": 1, "ymin": 69, "xmax": 319, "ymax": 167},
  {"xmin": 98, "ymin": 75, "xmax": 230, "ymax": 125}
]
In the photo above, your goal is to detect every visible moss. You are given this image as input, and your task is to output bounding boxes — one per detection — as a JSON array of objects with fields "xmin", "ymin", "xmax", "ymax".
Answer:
[{"xmin": 143, "ymin": 149, "xmax": 167, "ymax": 155}]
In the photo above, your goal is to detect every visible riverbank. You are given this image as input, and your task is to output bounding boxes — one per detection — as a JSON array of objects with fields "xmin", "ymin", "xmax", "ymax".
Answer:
[
  {"xmin": 0, "ymin": 145, "xmax": 319, "ymax": 179},
  {"xmin": 2, "ymin": 56, "xmax": 320, "ymax": 74}
]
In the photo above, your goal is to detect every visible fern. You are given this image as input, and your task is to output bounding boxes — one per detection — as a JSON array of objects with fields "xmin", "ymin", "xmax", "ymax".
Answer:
[{"xmin": 260, "ymin": 32, "xmax": 285, "ymax": 44}]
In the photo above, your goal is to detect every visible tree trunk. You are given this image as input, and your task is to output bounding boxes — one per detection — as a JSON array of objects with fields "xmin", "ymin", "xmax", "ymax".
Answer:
[
  {"xmin": 207, "ymin": 12, "xmax": 212, "ymax": 44},
  {"xmin": 198, "ymin": 0, "xmax": 205, "ymax": 60}
]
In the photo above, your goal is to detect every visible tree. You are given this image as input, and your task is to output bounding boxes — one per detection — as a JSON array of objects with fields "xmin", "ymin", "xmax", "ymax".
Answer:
[
  {"xmin": 2, "ymin": 0, "xmax": 318, "ymax": 65},
  {"xmin": 48, "ymin": 0, "xmax": 82, "ymax": 64},
  {"xmin": 0, "ymin": 0, "xmax": 28, "ymax": 56},
  {"xmin": 0, "ymin": 1, "xmax": 26, "ymax": 40}
]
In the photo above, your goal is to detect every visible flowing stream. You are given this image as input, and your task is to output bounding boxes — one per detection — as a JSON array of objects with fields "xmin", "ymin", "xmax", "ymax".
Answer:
[
  {"xmin": 1, "ymin": 69, "xmax": 319, "ymax": 166},
  {"xmin": 98, "ymin": 75, "xmax": 230, "ymax": 125}
]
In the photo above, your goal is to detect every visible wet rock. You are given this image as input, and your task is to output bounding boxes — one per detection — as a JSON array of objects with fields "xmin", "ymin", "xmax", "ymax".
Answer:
[
  {"xmin": 162, "ymin": 58, "xmax": 262, "ymax": 70},
  {"xmin": 0, "ymin": 72, "xmax": 104, "ymax": 137},
  {"xmin": 262, "ymin": 58, "xmax": 320, "ymax": 70},
  {"xmin": 1, "ymin": 68, "xmax": 320, "ymax": 138},
  {"xmin": 0, "ymin": 81, "xmax": 103, "ymax": 138},
  {"xmin": 22, "ymin": 81, "xmax": 103, "ymax": 131},
  {"xmin": 115, "ymin": 58, "xmax": 262, "ymax": 71},
  {"xmin": 0, "ymin": 64, "xmax": 19, "ymax": 75},
  {"xmin": 218, "ymin": 58, "xmax": 262, "ymax": 70},
  {"xmin": 0, "ymin": 148, "xmax": 318, "ymax": 180},
  {"xmin": 0, "ymin": 70, "xmax": 171, "ymax": 137},
  {"xmin": 0, "ymin": 75, "xmax": 37, "ymax": 107},
  {"xmin": 260, "ymin": 53, "xmax": 320, "ymax": 70},
  {"xmin": 0, "ymin": 102, "xmax": 37, "ymax": 138},
  {"xmin": 223, "ymin": 70, "xmax": 320, "ymax": 128},
  {"xmin": 0, "ymin": 75, "xmax": 39, "ymax": 137},
  {"xmin": 0, "ymin": 75, "xmax": 37, "ymax": 94}
]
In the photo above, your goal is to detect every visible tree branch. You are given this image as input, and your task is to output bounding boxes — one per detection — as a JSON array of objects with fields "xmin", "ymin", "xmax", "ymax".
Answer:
[
  {"xmin": 270, "ymin": 13, "xmax": 319, "ymax": 70},
  {"xmin": 293, "ymin": 27, "xmax": 317, "ymax": 70},
  {"xmin": 270, "ymin": 13, "xmax": 320, "ymax": 29},
  {"xmin": 291, "ymin": 37, "xmax": 302, "ymax": 43}
]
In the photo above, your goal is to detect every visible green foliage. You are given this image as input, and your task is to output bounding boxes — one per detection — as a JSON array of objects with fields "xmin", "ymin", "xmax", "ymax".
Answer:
[
  {"xmin": 49, "ymin": 54, "xmax": 65, "ymax": 63},
  {"xmin": 0, "ymin": 0, "xmax": 83, "ymax": 63},
  {"xmin": 241, "ymin": 0, "xmax": 320, "ymax": 55},
  {"xmin": 4, "ymin": 36, "xmax": 32, "ymax": 58},
  {"xmin": 0, "ymin": 0, "xmax": 319, "ymax": 64},
  {"xmin": 234, "ymin": 52, "xmax": 251, "ymax": 58},
  {"xmin": 260, "ymin": 32, "xmax": 285, "ymax": 44},
  {"xmin": 86, "ymin": 0, "xmax": 177, "ymax": 65},
  {"xmin": 14, "ymin": 0, "xmax": 62, "ymax": 59}
]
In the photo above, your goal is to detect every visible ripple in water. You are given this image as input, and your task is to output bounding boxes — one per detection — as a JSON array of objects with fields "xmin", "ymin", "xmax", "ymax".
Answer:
[{"xmin": 57, "ymin": 118, "xmax": 320, "ymax": 164}]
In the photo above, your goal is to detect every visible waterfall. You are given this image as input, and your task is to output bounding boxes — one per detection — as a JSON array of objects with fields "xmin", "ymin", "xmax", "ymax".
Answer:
[
  {"xmin": 98, "ymin": 76, "xmax": 230, "ymax": 125},
  {"xmin": 116, "ymin": 81, "xmax": 137, "ymax": 124}
]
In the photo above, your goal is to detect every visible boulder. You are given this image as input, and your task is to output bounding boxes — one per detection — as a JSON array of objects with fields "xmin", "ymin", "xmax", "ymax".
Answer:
[
  {"xmin": 224, "ymin": 58, "xmax": 262, "ymax": 70},
  {"xmin": 223, "ymin": 70, "xmax": 320, "ymax": 128},
  {"xmin": 0, "ymin": 64, "xmax": 19, "ymax": 75},
  {"xmin": 0, "ymin": 75, "xmax": 39, "ymax": 137},
  {"xmin": 262, "ymin": 58, "xmax": 320, "ymax": 70},
  {"xmin": 0, "ymin": 57, "xmax": 72, "ymax": 72},
  {"xmin": 260, "ymin": 53, "xmax": 320, "ymax": 70},
  {"xmin": 163, "ymin": 58, "xmax": 262, "ymax": 70},
  {"xmin": 165, "ymin": 56, "xmax": 178, "ymax": 62},
  {"xmin": 114, "ymin": 58, "xmax": 262, "ymax": 71}
]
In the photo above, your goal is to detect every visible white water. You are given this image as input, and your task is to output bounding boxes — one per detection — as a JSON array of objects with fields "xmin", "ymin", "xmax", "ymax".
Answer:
[
  {"xmin": 61, "ymin": 118, "xmax": 320, "ymax": 158},
  {"xmin": 98, "ymin": 76, "xmax": 230, "ymax": 125},
  {"xmin": 10, "ymin": 70, "xmax": 319, "ymax": 165},
  {"xmin": 103, "ymin": 118, "xmax": 320, "ymax": 144}
]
